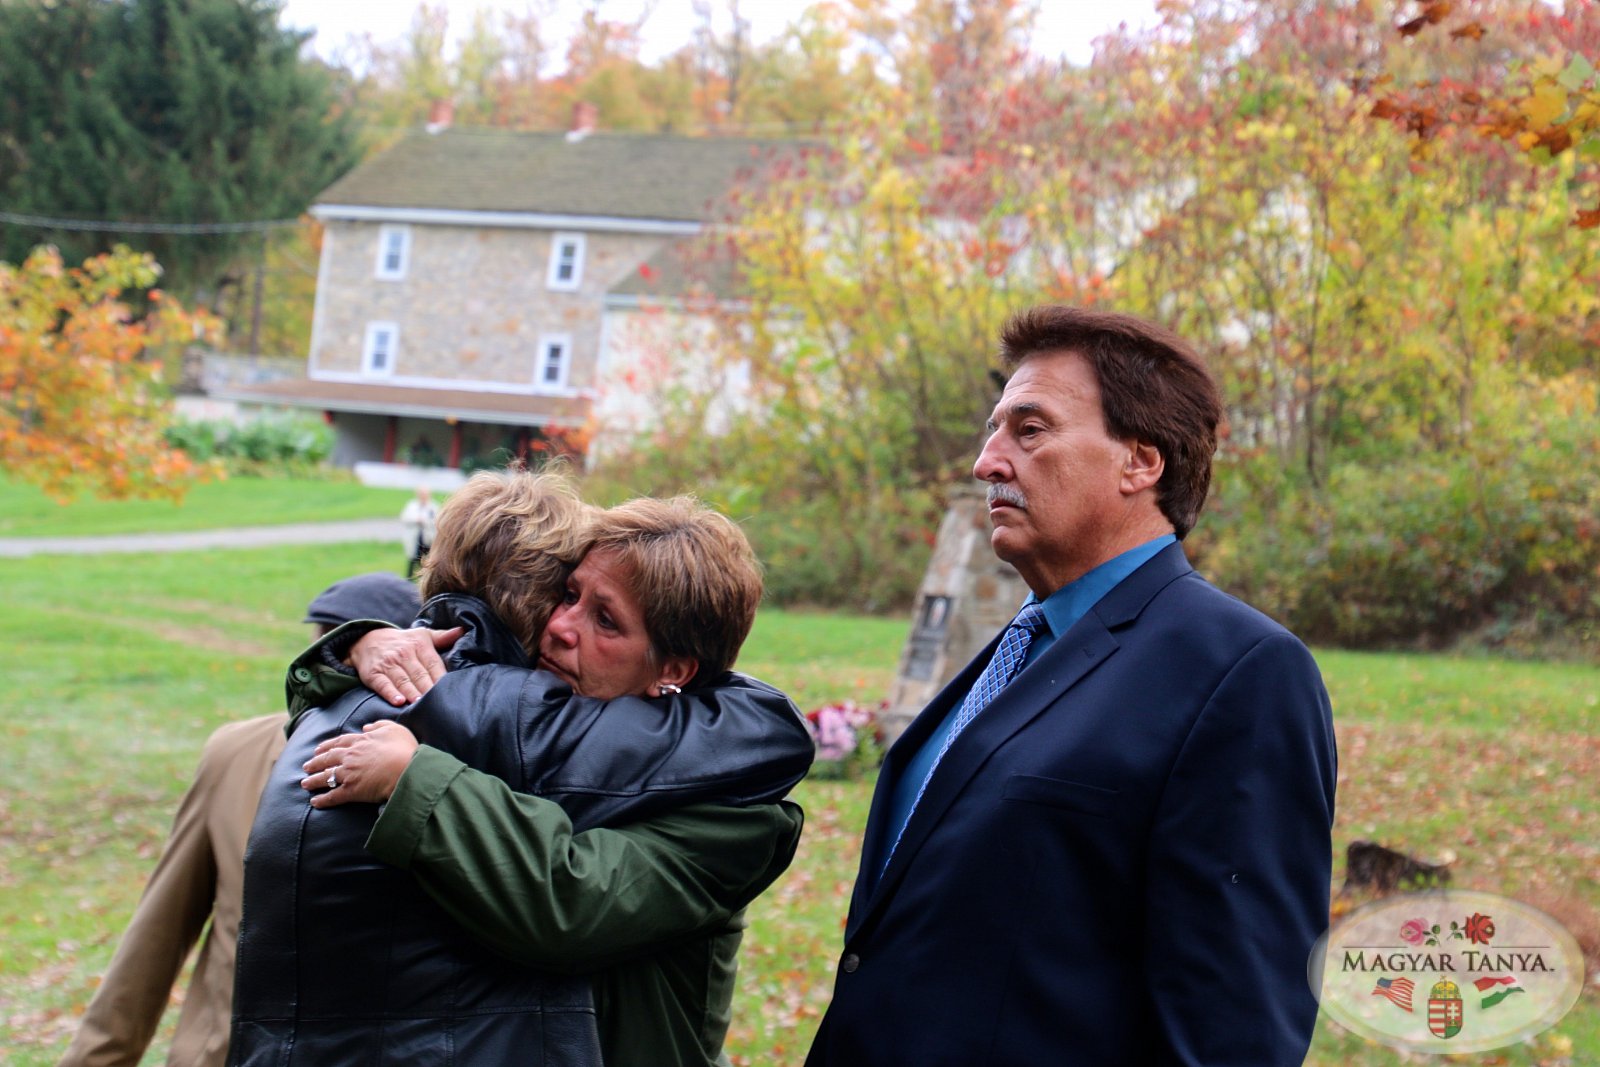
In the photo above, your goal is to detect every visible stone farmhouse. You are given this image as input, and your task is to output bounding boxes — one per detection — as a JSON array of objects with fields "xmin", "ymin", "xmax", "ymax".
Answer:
[{"xmin": 215, "ymin": 113, "xmax": 795, "ymax": 474}]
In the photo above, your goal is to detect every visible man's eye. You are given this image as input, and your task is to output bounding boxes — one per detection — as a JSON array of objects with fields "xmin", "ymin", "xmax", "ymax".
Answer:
[{"xmin": 562, "ymin": 588, "xmax": 579, "ymax": 605}]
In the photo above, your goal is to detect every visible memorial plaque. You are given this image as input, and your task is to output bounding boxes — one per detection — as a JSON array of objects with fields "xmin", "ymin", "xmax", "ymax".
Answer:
[{"xmin": 903, "ymin": 595, "xmax": 951, "ymax": 681}]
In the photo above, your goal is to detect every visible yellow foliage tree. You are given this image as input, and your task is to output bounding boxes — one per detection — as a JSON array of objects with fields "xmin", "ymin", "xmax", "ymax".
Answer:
[{"xmin": 1370, "ymin": 0, "xmax": 1600, "ymax": 226}]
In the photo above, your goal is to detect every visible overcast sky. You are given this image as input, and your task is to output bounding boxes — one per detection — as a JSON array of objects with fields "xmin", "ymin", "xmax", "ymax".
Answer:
[{"xmin": 279, "ymin": 0, "xmax": 1161, "ymax": 69}]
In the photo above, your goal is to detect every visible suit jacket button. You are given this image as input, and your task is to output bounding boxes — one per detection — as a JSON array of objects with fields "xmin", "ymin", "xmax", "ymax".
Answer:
[{"xmin": 841, "ymin": 953, "xmax": 860, "ymax": 973}]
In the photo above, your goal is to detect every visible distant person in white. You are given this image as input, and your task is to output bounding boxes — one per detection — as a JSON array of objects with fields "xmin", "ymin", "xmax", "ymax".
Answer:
[{"xmin": 400, "ymin": 486, "xmax": 438, "ymax": 579}]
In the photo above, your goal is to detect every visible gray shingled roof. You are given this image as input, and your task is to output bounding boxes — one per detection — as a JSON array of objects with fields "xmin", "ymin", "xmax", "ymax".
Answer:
[
  {"xmin": 316, "ymin": 129, "xmax": 801, "ymax": 221},
  {"xmin": 607, "ymin": 237, "xmax": 746, "ymax": 303}
]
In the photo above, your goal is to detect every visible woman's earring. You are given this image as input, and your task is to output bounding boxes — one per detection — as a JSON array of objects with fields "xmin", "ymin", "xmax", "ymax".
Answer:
[{"xmin": 659, "ymin": 683, "xmax": 682, "ymax": 696}]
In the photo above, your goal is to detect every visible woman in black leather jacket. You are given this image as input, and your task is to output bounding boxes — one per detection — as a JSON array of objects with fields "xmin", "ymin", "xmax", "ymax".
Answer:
[{"xmin": 231, "ymin": 477, "xmax": 813, "ymax": 1067}]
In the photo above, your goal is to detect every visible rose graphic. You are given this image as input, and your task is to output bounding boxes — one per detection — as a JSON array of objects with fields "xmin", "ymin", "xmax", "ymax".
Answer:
[
  {"xmin": 1398, "ymin": 918, "xmax": 1429, "ymax": 945},
  {"xmin": 1465, "ymin": 913, "xmax": 1496, "ymax": 945}
]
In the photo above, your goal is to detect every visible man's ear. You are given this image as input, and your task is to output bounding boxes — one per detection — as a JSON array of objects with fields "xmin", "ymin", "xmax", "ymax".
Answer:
[
  {"xmin": 656, "ymin": 656, "xmax": 698, "ymax": 695},
  {"xmin": 1121, "ymin": 441, "xmax": 1164, "ymax": 495}
]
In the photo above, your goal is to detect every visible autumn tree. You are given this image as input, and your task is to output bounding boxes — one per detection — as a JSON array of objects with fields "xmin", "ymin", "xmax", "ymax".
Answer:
[
  {"xmin": 0, "ymin": 246, "xmax": 219, "ymax": 500},
  {"xmin": 0, "ymin": 0, "xmax": 359, "ymax": 307},
  {"xmin": 336, "ymin": 0, "xmax": 890, "ymax": 138},
  {"xmin": 1092, "ymin": 0, "xmax": 1600, "ymax": 465},
  {"xmin": 732, "ymin": 6, "xmax": 884, "ymax": 133},
  {"xmin": 598, "ymin": 0, "xmax": 1600, "ymax": 634},
  {"xmin": 1367, "ymin": 0, "xmax": 1600, "ymax": 226},
  {"xmin": 689, "ymin": 0, "xmax": 751, "ymax": 125},
  {"xmin": 848, "ymin": 0, "xmax": 1038, "ymax": 154},
  {"xmin": 229, "ymin": 223, "xmax": 325, "ymax": 358},
  {"xmin": 337, "ymin": 3, "xmax": 559, "ymax": 134},
  {"xmin": 585, "ymin": 4, "xmax": 1065, "ymax": 602}
]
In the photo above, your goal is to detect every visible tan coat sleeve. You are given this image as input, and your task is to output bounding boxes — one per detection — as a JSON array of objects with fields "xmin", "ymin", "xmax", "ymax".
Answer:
[{"xmin": 58, "ymin": 715, "xmax": 285, "ymax": 1067}]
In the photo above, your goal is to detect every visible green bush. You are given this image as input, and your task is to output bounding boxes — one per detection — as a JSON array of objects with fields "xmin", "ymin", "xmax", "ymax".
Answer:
[
  {"xmin": 582, "ymin": 468, "xmax": 934, "ymax": 610},
  {"xmin": 1195, "ymin": 389, "xmax": 1600, "ymax": 652},
  {"xmin": 585, "ymin": 364, "xmax": 1593, "ymax": 645},
  {"xmin": 162, "ymin": 418, "xmax": 223, "ymax": 461},
  {"xmin": 165, "ymin": 415, "xmax": 335, "ymax": 475},
  {"xmin": 582, "ymin": 434, "xmax": 935, "ymax": 612},
  {"xmin": 736, "ymin": 486, "xmax": 934, "ymax": 610}
]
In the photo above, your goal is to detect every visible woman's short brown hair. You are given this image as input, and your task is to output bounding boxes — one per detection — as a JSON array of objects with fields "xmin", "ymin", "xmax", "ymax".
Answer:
[
  {"xmin": 419, "ymin": 470, "xmax": 592, "ymax": 654},
  {"xmin": 585, "ymin": 497, "xmax": 762, "ymax": 687}
]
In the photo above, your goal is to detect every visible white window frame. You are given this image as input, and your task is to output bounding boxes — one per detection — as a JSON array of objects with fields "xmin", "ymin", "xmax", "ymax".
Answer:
[
  {"xmin": 545, "ymin": 233, "xmax": 585, "ymax": 291},
  {"xmin": 375, "ymin": 224, "xmax": 411, "ymax": 280},
  {"xmin": 536, "ymin": 333, "xmax": 572, "ymax": 391},
  {"xmin": 362, "ymin": 321, "xmax": 399, "ymax": 377}
]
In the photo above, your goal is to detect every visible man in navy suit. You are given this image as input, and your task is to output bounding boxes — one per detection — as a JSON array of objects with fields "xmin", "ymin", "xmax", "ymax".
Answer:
[{"xmin": 807, "ymin": 306, "xmax": 1337, "ymax": 1066}]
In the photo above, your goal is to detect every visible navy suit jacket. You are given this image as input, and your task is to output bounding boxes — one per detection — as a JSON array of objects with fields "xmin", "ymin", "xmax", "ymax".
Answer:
[{"xmin": 807, "ymin": 543, "xmax": 1336, "ymax": 1066}]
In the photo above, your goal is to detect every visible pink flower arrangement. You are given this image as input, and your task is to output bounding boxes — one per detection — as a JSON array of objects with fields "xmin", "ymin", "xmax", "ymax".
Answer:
[
  {"xmin": 804, "ymin": 700, "xmax": 886, "ymax": 763},
  {"xmin": 1398, "ymin": 918, "xmax": 1429, "ymax": 945}
]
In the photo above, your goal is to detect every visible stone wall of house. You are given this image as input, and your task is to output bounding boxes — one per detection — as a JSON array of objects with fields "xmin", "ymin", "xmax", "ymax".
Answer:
[
  {"xmin": 312, "ymin": 221, "xmax": 671, "ymax": 391},
  {"xmin": 591, "ymin": 306, "xmax": 755, "ymax": 457}
]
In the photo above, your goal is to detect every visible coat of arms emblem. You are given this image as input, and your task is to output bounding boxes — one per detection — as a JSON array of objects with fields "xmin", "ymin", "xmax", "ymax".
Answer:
[{"xmin": 1428, "ymin": 978, "xmax": 1464, "ymax": 1039}]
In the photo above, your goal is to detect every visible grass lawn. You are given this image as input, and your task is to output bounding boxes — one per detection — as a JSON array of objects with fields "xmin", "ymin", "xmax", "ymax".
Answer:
[
  {"xmin": 0, "ymin": 475, "xmax": 415, "ymax": 538},
  {"xmin": 1, "ymin": 539, "xmax": 1594, "ymax": 1065}
]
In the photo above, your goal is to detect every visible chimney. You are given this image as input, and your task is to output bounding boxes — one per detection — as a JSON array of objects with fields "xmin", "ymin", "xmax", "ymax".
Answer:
[
  {"xmin": 566, "ymin": 100, "xmax": 599, "ymax": 142},
  {"xmin": 426, "ymin": 98, "xmax": 454, "ymax": 134}
]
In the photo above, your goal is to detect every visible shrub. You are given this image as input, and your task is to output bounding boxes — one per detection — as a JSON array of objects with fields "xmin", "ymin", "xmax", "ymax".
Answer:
[
  {"xmin": 1195, "ymin": 381, "xmax": 1599, "ymax": 652},
  {"xmin": 736, "ymin": 486, "xmax": 934, "ymax": 610},
  {"xmin": 166, "ymin": 414, "xmax": 335, "ymax": 476},
  {"xmin": 163, "ymin": 418, "xmax": 224, "ymax": 462},
  {"xmin": 582, "ymin": 425, "xmax": 936, "ymax": 611}
]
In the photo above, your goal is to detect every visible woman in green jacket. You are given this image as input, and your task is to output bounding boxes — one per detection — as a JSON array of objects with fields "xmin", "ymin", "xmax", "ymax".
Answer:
[{"xmin": 276, "ymin": 484, "xmax": 812, "ymax": 1066}]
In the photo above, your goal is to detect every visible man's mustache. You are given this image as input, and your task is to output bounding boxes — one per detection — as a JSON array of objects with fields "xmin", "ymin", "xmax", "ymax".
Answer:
[{"xmin": 986, "ymin": 483, "xmax": 1027, "ymax": 509}]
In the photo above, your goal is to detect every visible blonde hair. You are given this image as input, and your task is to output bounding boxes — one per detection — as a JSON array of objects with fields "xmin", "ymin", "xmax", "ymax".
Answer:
[
  {"xmin": 419, "ymin": 470, "xmax": 592, "ymax": 654},
  {"xmin": 586, "ymin": 496, "xmax": 762, "ymax": 686}
]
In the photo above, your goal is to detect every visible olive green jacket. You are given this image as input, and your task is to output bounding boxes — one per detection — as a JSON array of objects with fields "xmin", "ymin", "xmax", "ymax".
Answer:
[
  {"xmin": 283, "ymin": 624, "xmax": 806, "ymax": 1066},
  {"xmin": 284, "ymin": 618, "xmax": 395, "ymax": 720},
  {"xmin": 374, "ymin": 748, "xmax": 802, "ymax": 1066}
]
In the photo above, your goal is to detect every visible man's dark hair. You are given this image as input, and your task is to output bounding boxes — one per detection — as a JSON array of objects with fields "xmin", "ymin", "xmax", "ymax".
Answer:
[{"xmin": 999, "ymin": 306, "xmax": 1222, "ymax": 539}]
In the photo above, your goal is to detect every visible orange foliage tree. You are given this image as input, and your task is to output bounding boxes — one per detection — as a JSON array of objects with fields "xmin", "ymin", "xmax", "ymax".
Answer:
[
  {"xmin": 0, "ymin": 246, "xmax": 220, "ymax": 500},
  {"xmin": 1369, "ymin": 0, "xmax": 1600, "ymax": 226},
  {"xmin": 339, "ymin": 0, "xmax": 881, "ymax": 136}
]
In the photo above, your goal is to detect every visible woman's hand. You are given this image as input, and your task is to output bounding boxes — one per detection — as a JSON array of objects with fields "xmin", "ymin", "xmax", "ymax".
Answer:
[
  {"xmin": 300, "ymin": 720, "xmax": 420, "ymax": 809},
  {"xmin": 351, "ymin": 626, "xmax": 462, "ymax": 705}
]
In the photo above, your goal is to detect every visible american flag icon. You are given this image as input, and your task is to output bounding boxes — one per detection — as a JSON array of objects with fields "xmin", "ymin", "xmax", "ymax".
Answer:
[{"xmin": 1372, "ymin": 977, "xmax": 1415, "ymax": 1012}]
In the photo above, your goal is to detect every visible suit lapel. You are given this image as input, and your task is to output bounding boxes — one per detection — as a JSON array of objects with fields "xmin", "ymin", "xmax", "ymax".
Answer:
[
  {"xmin": 848, "ymin": 543, "xmax": 1196, "ymax": 940},
  {"xmin": 851, "ymin": 642, "xmax": 995, "ymax": 906},
  {"xmin": 856, "ymin": 623, "xmax": 1117, "ymax": 928}
]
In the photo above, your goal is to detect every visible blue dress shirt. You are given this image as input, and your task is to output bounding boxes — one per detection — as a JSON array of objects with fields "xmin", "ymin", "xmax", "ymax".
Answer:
[{"xmin": 879, "ymin": 534, "xmax": 1178, "ymax": 865}]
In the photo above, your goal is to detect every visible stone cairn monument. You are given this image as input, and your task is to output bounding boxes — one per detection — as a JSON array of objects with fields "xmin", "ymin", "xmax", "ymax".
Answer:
[{"xmin": 880, "ymin": 484, "xmax": 1030, "ymax": 743}]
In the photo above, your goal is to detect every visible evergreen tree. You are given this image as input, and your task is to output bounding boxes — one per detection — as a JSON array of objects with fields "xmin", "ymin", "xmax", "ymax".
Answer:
[{"xmin": 0, "ymin": 0, "xmax": 359, "ymax": 301}]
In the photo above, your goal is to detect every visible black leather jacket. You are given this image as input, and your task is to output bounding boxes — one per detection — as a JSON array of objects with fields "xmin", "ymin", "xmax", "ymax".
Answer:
[{"xmin": 231, "ymin": 594, "xmax": 813, "ymax": 1067}]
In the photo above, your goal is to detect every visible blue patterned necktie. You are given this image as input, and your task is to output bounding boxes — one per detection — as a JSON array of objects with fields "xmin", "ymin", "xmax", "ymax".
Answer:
[{"xmin": 884, "ymin": 602, "xmax": 1049, "ymax": 868}]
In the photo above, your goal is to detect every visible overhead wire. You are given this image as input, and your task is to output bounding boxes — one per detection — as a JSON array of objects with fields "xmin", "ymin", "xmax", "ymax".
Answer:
[{"xmin": 0, "ymin": 210, "xmax": 302, "ymax": 235}]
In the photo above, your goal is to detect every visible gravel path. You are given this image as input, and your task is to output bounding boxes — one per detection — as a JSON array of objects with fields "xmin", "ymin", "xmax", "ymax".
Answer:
[{"xmin": 0, "ymin": 519, "xmax": 404, "ymax": 558}]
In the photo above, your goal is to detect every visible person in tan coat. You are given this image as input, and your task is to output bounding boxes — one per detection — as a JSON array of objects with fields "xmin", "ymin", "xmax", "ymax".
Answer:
[{"xmin": 58, "ymin": 573, "xmax": 421, "ymax": 1067}]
